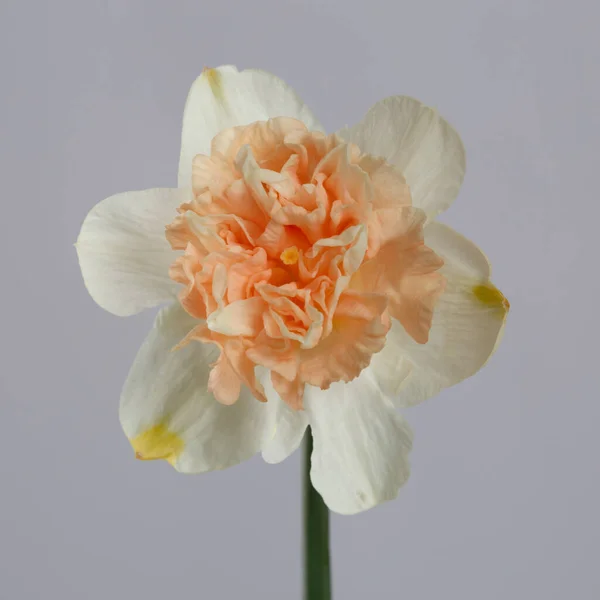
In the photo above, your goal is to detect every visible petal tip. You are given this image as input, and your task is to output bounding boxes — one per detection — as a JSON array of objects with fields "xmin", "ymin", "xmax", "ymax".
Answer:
[
  {"xmin": 202, "ymin": 66, "xmax": 224, "ymax": 101},
  {"xmin": 472, "ymin": 282, "xmax": 510, "ymax": 314},
  {"xmin": 130, "ymin": 424, "xmax": 184, "ymax": 466}
]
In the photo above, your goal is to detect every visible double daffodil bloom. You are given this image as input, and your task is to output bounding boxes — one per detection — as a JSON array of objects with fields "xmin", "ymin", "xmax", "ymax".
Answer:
[{"xmin": 76, "ymin": 65, "xmax": 508, "ymax": 515}]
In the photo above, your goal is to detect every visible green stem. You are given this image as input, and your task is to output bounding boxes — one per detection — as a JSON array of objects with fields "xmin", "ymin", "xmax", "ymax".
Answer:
[{"xmin": 304, "ymin": 427, "xmax": 331, "ymax": 600}]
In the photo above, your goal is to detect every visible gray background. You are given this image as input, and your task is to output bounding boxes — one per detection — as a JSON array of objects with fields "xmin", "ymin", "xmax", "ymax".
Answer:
[{"xmin": 1, "ymin": 0, "xmax": 598, "ymax": 598}]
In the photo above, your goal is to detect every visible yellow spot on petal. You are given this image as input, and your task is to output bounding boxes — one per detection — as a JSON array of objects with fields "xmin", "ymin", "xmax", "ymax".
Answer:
[
  {"xmin": 473, "ymin": 282, "xmax": 510, "ymax": 313},
  {"xmin": 203, "ymin": 66, "xmax": 224, "ymax": 102},
  {"xmin": 131, "ymin": 423, "xmax": 184, "ymax": 466},
  {"xmin": 280, "ymin": 246, "xmax": 299, "ymax": 265}
]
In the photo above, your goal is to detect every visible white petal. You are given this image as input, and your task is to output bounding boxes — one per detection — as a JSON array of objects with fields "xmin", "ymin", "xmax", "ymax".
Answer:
[
  {"xmin": 178, "ymin": 65, "xmax": 323, "ymax": 187},
  {"xmin": 260, "ymin": 371, "xmax": 308, "ymax": 464},
  {"xmin": 423, "ymin": 219, "xmax": 491, "ymax": 278},
  {"xmin": 304, "ymin": 369, "xmax": 413, "ymax": 515},
  {"xmin": 338, "ymin": 96, "xmax": 465, "ymax": 219},
  {"xmin": 76, "ymin": 188, "xmax": 187, "ymax": 316},
  {"xmin": 386, "ymin": 222, "xmax": 508, "ymax": 407},
  {"xmin": 368, "ymin": 342, "xmax": 414, "ymax": 398},
  {"xmin": 120, "ymin": 303, "xmax": 277, "ymax": 473}
]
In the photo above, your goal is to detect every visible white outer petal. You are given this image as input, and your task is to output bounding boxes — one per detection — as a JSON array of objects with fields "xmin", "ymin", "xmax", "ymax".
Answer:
[
  {"xmin": 338, "ymin": 96, "xmax": 466, "ymax": 220},
  {"xmin": 304, "ymin": 369, "xmax": 413, "ymax": 515},
  {"xmin": 120, "ymin": 304, "xmax": 278, "ymax": 473},
  {"xmin": 368, "ymin": 342, "xmax": 414, "ymax": 398},
  {"xmin": 260, "ymin": 371, "xmax": 308, "ymax": 464},
  {"xmin": 76, "ymin": 188, "xmax": 187, "ymax": 316},
  {"xmin": 178, "ymin": 65, "xmax": 323, "ymax": 187},
  {"xmin": 379, "ymin": 222, "xmax": 508, "ymax": 407}
]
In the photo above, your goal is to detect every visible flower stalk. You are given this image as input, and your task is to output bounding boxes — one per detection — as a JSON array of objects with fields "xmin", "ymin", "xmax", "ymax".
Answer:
[{"xmin": 304, "ymin": 428, "xmax": 331, "ymax": 600}]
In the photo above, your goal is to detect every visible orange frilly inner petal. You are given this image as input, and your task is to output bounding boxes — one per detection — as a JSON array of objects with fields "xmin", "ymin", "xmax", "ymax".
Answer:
[{"xmin": 166, "ymin": 118, "xmax": 444, "ymax": 409}]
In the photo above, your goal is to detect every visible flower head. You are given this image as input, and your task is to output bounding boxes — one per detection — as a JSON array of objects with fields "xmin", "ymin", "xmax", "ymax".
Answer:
[{"xmin": 76, "ymin": 66, "xmax": 508, "ymax": 514}]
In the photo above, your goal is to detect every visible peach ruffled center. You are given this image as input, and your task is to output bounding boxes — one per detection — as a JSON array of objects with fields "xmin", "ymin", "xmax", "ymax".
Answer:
[{"xmin": 167, "ymin": 118, "xmax": 445, "ymax": 409}]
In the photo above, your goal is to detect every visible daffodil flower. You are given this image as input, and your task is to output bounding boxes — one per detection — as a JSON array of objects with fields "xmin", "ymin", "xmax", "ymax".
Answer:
[{"xmin": 76, "ymin": 65, "xmax": 508, "ymax": 516}]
